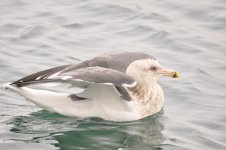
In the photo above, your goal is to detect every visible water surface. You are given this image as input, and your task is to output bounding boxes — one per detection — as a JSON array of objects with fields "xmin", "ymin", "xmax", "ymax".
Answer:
[{"xmin": 1, "ymin": 0, "xmax": 226, "ymax": 149}]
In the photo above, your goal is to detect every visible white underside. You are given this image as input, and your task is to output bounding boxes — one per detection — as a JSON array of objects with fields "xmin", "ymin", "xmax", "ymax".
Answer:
[{"xmin": 3, "ymin": 83, "xmax": 141, "ymax": 121}]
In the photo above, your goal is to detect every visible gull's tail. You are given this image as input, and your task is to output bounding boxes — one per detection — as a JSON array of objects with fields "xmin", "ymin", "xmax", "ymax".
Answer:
[
  {"xmin": 3, "ymin": 82, "xmax": 13, "ymax": 90},
  {"xmin": 3, "ymin": 82, "xmax": 29, "ymax": 97},
  {"xmin": 3, "ymin": 80, "xmax": 98, "ymax": 119}
]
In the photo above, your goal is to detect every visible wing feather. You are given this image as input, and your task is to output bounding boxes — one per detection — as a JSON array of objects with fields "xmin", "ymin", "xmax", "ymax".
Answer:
[
  {"xmin": 11, "ymin": 52, "xmax": 153, "ymax": 87},
  {"xmin": 11, "ymin": 67, "xmax": 136, "ymax": 101}
]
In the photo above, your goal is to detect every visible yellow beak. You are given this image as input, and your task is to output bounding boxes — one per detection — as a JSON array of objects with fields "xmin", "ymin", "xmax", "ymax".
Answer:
[{"xmin": 160, "ymin": 69, "xmax": 180, "ymax": 78}]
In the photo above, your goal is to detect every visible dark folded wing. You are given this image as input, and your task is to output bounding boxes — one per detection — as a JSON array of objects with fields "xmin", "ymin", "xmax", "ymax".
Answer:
[
  {"xmin": 60, "ymin": 67, "xmax": 136, "ymax": 101},
  {"xmin": 13, "ymin": 67, "xmax": 136, "ymax": 101},
  {"xmin": 60, "ymin": 67, "xmax": 136, "ymax": 86},
  {"xmin": 12, "ymin": 51, "xmax": 153, "ymax": 86},
  {"xmin": 61, "ymin": 51, "xmax": 155, "ymax": 73},
  {"xmin": 11, "ymin": 65, "xmax": 70, "ymax": 86}
]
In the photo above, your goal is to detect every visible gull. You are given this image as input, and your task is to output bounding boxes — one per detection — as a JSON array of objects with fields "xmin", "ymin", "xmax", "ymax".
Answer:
[{"xmin": 3, "ymin": 52, "xmax": 179, "ymax": 121}]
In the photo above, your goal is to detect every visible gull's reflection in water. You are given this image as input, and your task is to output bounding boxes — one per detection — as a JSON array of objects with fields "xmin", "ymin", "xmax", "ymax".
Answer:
[{"xmin": 9, "ymin": 110, "xmax": 165, "ymax": 150}]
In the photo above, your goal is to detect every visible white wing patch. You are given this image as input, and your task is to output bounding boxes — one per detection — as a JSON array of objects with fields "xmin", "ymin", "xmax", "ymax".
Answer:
[
  {"xmin": 61, "ymin": 76, "xmax": 73, "ymax": 80},
  {"xmin": 47, "ymin": 72, "xmax": 61, "ymax": 79},
  {"xmin": 122, "ymin": 81, "xmax": 137, "ymax": 88}
]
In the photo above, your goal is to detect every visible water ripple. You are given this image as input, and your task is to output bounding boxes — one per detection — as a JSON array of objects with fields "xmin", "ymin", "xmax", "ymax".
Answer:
[{"xmin": 1, "ymin": 0, "xmax": 226, "ymax": 149}]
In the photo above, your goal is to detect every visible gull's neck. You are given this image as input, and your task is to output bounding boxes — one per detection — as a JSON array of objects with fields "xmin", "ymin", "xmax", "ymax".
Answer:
[
  {"xmin": 127, "ymin": 79, "xmax": 156, "ymax": 101},
  {"xmin": 126, "ymin": 78, "xmax": 164, "ymax": 117}
]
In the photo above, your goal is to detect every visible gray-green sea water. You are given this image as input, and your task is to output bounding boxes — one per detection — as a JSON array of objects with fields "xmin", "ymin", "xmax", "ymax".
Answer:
[{"xmin": 0, "ymin": 0, "xmax": 226, "ymax": 149}]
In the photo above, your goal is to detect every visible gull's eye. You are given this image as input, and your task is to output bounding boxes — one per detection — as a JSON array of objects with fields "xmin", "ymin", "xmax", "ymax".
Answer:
[{"xmin": 149, "ymin": 66, "xmax": 158, "ymax": 71}]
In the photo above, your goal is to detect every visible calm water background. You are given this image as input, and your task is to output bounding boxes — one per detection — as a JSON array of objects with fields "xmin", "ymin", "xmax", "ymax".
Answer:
[{"xmin": 0, "ymin": 0, "xmax": 226, "ymax": 149}]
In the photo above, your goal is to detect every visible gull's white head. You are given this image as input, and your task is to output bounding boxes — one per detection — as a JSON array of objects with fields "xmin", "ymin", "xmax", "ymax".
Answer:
[{"xmin": 126, "ymin": 59, "xmax": 179, "ymax": 83}]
